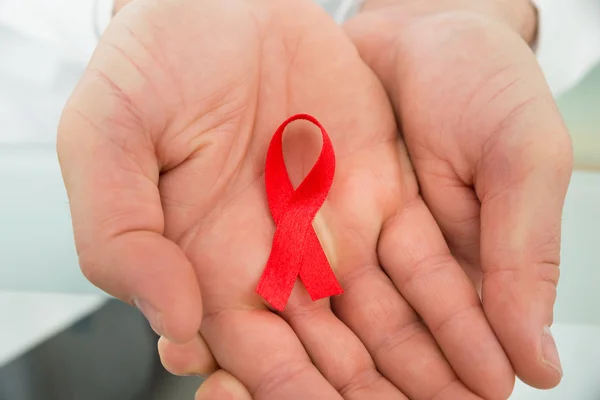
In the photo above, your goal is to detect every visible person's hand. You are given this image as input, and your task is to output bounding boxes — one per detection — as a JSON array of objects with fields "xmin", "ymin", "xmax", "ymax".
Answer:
[
  {"xmin": 194, "ymin": 370, "xmax": 252, "ymax": 400},
  {"xmin": 345, "ymin": 0, "xmax": 573, "ymax": 391},
  {"xmin": 59, "ymin": 0, "xmax": 515, "ymax": 398}
]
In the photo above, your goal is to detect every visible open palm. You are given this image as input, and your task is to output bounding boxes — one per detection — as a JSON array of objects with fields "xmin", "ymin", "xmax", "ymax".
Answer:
[
  {"xmin": 346, "ymin": 0, "xmax": 573, "ymax": 393},
  {"xmin": 59, "ymin": 0, "xmax": 509, "ymax": 398}
]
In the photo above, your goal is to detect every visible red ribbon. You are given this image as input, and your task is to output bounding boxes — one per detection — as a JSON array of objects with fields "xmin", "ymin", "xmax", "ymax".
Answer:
[{"xmin": 256, "ymin": 114, "xmax": 344, "ymax": 311}]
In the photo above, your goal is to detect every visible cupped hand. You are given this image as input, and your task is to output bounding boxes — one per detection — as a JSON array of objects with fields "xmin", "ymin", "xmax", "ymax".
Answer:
[
  {"xmin": 345, "ymin": 0, "xmax": 573, "ymax": 392},
  {"xmin": 59, "ymin": 0, "xmax": 511, "ymax": 398}
]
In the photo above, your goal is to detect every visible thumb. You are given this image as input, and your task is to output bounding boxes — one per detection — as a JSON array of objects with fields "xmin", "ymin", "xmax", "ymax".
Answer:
[
  {"xmin": 195, "ymin": 370, "xmax": 252, "ymax": 400},
  {"xmin": 57, "ymin": 22, "xmax": 202, "ymax": 343},
  {"xmin": 477, "ymin": 94, "xmax": 573, "ymax": 389}
]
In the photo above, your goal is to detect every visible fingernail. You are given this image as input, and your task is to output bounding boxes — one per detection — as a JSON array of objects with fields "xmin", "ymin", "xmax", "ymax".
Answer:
[
  {"xmin": 196, "ymin": 373, "xmax": 249, "ymax": 400},
  {"xmin": 542, "ymin": 325, "xmax": 562, "ymax": 376},
  {"xmin": 220, "ymin": 375, "xmax": 250, "ymax": 397},
  {"xmin": 133, "ymin": 298, "xmax": 164, "ymax": 336}
]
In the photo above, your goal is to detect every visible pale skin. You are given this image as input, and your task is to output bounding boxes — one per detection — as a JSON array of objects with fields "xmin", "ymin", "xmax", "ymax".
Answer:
[{"xmin": 58, "ymin": 0, "xmax": 572, "ymax": 398}]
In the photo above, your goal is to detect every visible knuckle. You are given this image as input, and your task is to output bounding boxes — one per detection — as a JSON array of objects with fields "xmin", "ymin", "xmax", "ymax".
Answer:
[
  {"xmin": 253, "ymin": 361, "xmax": 313, "ymax": 398},
  {"xmin": 396, "ymin": 253, "xmax": 457, "ymax": 293},
  {"xmin": 533, "ymin": 232, "xmax": 562, "ymax": 270},
  {"xmin": 535, "ymin": 262, "xmax": 560, "ymax": 289},
  {"xmin": 373, "ymin": 320, "xmax": 427, "ymax": 359},
  {"xmin": 430, "ymin": 302, "xmax": 481, "ymax": 335},
  {"xmin": 77, "ymin": 248, "xmax": 106, "ymax": 288},
  {"xmin": 483, "ymin": 261, "xmax": 560, "ymax": 296},
  {"xmin": 337, "ymin": 368, "xmax": 383, "ymax": 398}
]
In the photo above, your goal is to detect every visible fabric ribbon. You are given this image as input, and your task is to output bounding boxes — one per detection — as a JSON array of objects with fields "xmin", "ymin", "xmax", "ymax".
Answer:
[{"xmin": 256, "ymin": 114, "xmax": 344, "ymax": 311}]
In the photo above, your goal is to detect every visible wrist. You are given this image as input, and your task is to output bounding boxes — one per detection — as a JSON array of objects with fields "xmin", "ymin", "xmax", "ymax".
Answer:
[{"xmin": 360, "ymin": 0, "xmax": 538, "ymax": 45}]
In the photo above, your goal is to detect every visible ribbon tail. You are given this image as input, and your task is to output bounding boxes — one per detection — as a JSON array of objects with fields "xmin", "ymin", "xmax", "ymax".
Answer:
[
  {"xmin": 256, "ymin": 256, "xmax": 299, "ymax": 311},
  {"xmin": 256, "ymin": 223, "xmax": 305, "ymax": 311},
  {"xmin": 298, "ymin": 229, "xmax": 343, "ymax": 301}
]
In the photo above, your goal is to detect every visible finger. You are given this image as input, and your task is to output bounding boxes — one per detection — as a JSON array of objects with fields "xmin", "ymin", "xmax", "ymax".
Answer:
[
  {"xmin": 57, "ymin": 47, "xmax": 202, "ymax": 343},
  {"xmin": 320, "ymin": 140, "xmax": 483, "ymax": 399},
  {"xmin": 195, "ymin": 370, "xmax": 252, "ymax": 400},
  {"xmin": 282, "ymin": 285, "xmax": 406, "ymax": 400},
  {"xmin": 477, "ymin": 95, "xmax": 572, "ymax": 389},
  {"xmin": 332, "ymin": 263, "xmax": 482, "ymax": 400},
  {"xmin": 184, "ymin": 172, "xmax": 341, "ymax": 399},
  {"xmin": 158, "ymin": 334, "xmax": 218, "ymax": 376},
  {"xmin": 411, "ymin": 160, "xmax": 484, "ymax": 291},
  {"xmin": 377, "ymin": 198, "xmax": 514, "ymax": 400},
  {"xmin": 336, "ymin": 256, "xmax": 495, "ymax": 400},
  {"xmin": 202, "ymin": 309, "xmax": 343, "ymax": 400}
]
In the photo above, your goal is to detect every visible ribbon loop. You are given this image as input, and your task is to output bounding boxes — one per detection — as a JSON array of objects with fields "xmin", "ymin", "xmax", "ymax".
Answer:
[{"xmin": 256, "ymin": 114, "xmax": 344, "ymax": 311}]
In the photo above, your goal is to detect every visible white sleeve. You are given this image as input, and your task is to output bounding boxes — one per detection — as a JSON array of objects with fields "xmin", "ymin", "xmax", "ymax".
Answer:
[
  {"xmin": 316, "ymin": 0, "xmax": 363, "ymax": 23},
  {"xmin": 0, "ymin": 0, "xmax": 113, "ymax": 66},
  {"xmin": 533, "ymin": 0, "xmax": 600, "ymax": 96}
]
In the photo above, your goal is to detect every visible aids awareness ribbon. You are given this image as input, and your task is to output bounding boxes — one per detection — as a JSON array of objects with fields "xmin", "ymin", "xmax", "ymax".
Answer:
[{"xmin": 256, "ymin": 114, "xmax": 344, "ymax": 311}]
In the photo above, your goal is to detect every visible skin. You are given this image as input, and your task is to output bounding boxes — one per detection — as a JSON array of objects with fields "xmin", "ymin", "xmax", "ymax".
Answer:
[
  {"xmin": 58, "ymin": 0, "xmax": 572, "ymax": 398},
  {"xmin": 345, "ymin": 0, "xmax": 572, "ymax": 390},
  {"xmin": 60, "ymin": 0, "xmax": 498, "ymax": 398},
  {"xmin": 194, "ymin": 370, "xmax": 253, "ymax": 400},
  {"xmin": 164, "ymin": 0, "xmax": 573, "ymax": 397}
]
